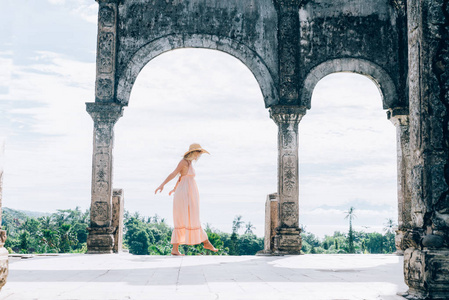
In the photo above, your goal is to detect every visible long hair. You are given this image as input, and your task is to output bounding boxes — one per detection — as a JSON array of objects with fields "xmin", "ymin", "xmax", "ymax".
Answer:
[{"xmin": 184, "ymin": 150, "xmax": 201, "ymax": 161}]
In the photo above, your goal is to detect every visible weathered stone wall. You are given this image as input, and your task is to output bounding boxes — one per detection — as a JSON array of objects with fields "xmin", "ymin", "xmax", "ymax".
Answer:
[
  {"xmin": 115, "ymin": 0, "xmax": 279, "ymax": 107},
  {"xmin": 299, "ymin": 0, "xmax": 407, "ymax": 108},
  {"xmin": 403, "ymin": 0, "xmax": 449, "ymax": 298},
  {"xmin": 407, "ymin": 0, "xmax": 449, "ymax": 247}
]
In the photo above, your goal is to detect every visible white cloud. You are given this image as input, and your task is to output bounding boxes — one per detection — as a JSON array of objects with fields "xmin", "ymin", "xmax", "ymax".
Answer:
[
  {"xmin": 48, "ymin": 0, "xmax": 66, "ymax": 5},
  {"xmin": 72, "ymin": 3, "xmax": 98, "ymax": 24}
]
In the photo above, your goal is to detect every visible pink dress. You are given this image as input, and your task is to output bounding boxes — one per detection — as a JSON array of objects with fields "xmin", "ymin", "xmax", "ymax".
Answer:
[{"xmin": 171, "ymin": 162, "xmax": 208, "ymax": 245}]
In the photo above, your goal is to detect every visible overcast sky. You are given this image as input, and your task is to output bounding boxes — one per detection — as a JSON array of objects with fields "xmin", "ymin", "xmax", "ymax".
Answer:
[{"xmin": 0, "ymin": 0, "xmax": 398, "ymax": 238}]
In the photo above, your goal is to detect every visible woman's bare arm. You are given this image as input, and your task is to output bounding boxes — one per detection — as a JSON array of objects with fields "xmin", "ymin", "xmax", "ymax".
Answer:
[{"xmin": 154, "ymin": 159, "xmax": 188, "ymax": 194}]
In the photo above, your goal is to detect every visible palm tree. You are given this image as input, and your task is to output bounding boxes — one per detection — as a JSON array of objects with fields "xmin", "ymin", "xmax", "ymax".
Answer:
[
  {"xmin": 152, "ymin": 214, "xmax": 159, "ymax": 223},
  {"xmin": 232, "ymin": 215, "xmax": 244, "ymax": 234},
  {"xmin": 344, "ymin": 206, "xmax": 357, "ymax": 253},
  {"xmin": 245, "ymin": 222, "xmax": 255, "ymax": 234},
  {"xmin": 383, "ymin": 218, "xmax": 396, "ymax": 234}
]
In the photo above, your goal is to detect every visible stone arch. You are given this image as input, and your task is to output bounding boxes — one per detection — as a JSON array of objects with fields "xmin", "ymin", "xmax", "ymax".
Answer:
[
  {"xmin": 116, "ymin": 34, "xmax": 279, "ymax": 108},
  {"xmin": 301, "ymin": 58, "xmax": 399, "ymax": 110}
]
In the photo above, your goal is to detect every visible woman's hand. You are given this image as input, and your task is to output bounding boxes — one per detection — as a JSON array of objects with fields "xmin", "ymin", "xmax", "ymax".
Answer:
[
  {"xmin": 155, "ymin": 185, "xmax": 164, "ymax": 194},
  {"xmin": 169, "ymin": 189, "xmax": 175, "ymax": 196}
]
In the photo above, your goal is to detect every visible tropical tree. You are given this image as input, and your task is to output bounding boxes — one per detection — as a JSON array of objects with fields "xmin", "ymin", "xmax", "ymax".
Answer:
[
  {"xmin": 244, "ymin": 222, "xmax": 255, "ymax": 234},
  {"xmin": 383, "ymin": 218, "xmax": 396, "ymax": 234},
  {"xmin": 232, "ymin": 215, "xmax": 244, "ymax": 234},
  {"xmin": 344, "ymin": 206, "xmax": 357, "ymax": 253},
  {"xmin": 383, "ymin": 218, "xmax": 396, "ymax": 253}
]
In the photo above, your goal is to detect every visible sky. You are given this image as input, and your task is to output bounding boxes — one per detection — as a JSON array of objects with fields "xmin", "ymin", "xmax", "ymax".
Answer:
[{"xmin": 0, "ymin": 0, "xmax": 398, "ymax": 238}]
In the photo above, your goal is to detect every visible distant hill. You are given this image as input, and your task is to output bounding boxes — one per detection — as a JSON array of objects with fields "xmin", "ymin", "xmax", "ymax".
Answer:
[{"xmin": 2, "ymin": 207, "xmax": 51, "ymax": 221}]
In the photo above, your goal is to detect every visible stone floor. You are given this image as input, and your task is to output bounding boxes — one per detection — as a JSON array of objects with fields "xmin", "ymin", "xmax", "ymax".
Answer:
[{"xmin": 0, "ymin": 253, "xmax": 408, "ymax": 300}]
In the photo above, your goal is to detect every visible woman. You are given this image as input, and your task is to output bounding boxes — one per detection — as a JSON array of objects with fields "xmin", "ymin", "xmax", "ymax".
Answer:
[{"xmin": 155, "ymin": 143, "xmax": 218, "ymax": 256}]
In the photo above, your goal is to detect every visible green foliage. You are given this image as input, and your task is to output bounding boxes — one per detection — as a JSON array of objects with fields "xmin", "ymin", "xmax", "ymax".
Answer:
[
  {"xmin": 123, "ymin": 213, "xmax": 262, "ymax": 256},
  {"xmin": 2, "ymin": 207, "xmax": 89, "ymax": 254},
  {"xmin": 300, "ymin": 229, "xmax": 397, "ymax": 254},
  {"xmin": 3, "ymin": 207, "xmax": 394, "ymax": 257},
  {"xmin": 365, "ymin": 232, "xmax": 384, "ymax": 253}
]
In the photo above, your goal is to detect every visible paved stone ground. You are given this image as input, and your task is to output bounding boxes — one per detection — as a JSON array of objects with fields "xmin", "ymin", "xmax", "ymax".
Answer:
[{"xmin": 0, "ymin": 253, "xmax": 407, "ymax": 300}]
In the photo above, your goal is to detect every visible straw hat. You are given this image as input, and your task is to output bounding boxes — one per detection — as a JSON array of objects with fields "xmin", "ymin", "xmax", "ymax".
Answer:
[{"xmin": 183, "ymin": 143, "xmax": 210, "ymax": 157}]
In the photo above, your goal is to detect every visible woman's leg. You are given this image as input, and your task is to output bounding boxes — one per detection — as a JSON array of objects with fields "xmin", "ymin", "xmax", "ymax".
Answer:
[
  {"xmin": 203, "ymin": 240, "xmax": 218, "ymax": 252},
  {"xmin": 171, "ymin": 244, "xmax": 184, "ymax": 256}
]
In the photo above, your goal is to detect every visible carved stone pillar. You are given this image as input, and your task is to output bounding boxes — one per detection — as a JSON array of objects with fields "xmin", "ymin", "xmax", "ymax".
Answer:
[
  {"xmin": 95, "ymin": 0, "xmax": 119, "ymax": 104},
  {"xmin": 387, "ymin": 108, "xmax": 412, "ymax": 254},
  {"xmin": 0, "ymin": 140, "xmax": 8, "ymax": 290},
  {"xmin": 270, "ymin": 105, "xmax": 306, "ymax": 254},
  {"xmin": 402, "ymin": 0, "xmax": 449, "ymax": 298},
  {"xmin": 274, "ymin": 0, "xmax": 301, "ymax": 105},
  {"xmin": 86, "ymin": 103, "xmax": 123, "ymax": 254}
]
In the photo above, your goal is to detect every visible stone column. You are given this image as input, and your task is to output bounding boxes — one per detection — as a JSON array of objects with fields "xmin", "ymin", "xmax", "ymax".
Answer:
[
  {"xmin": 0, "ymin": 139, "xmax": 8, "ymax": 290},
  {"xmin": 270, "ymin": 105, "xmax": 306, "ymax": 255},
  {"xmin": 402, "ymin": 0, "xmax": 449, "ymax": 298},
  {"xmin": 387, "ymin": 108, "xmax": 412, "ymax": 254},
  {"xmin": 86, "ymin": 103, "xmax": 123, "ymax": 254},
  {"xmin": 95, "ymin": 0, "xmax": 119, "ymax": 104}
]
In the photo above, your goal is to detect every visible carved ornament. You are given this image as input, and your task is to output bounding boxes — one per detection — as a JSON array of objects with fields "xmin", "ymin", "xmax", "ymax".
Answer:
[
  {"xmin": 86, "ymin": 103, "xmax": 124, "ymax": 124},
  {"xmin": 98, "ymin": 32, "xmax": 114, "ymax": 74},
  {"xmin": 99, "ymin": 6, "xmax": 115, "ymax": 27},
  {"xmin": 91, "ymin": 201, "xmax": 110, "ymax": 223},
  {"xmin": 269, "ymin": 105, "xmax": 306, "ymax": 125},
  {"xmin": 387, "ymin": 108, "xmax": 409, "ymax": 126}
]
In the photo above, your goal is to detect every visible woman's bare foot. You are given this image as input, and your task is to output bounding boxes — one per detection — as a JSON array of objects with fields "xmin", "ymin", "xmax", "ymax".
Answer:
[
  {"xmin": 171, "ymin": 244, "xmax": 184, "ymax": 256},
  {"xmin": 203, "ymin": 240, "xmax": 218, "ymax": 252}
]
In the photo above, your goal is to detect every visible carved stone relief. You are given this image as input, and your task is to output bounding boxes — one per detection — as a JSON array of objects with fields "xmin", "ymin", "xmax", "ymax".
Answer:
[
  {"xmin": 99, "ymin": 6, "xmax": 115, "ymax": 27},
  {"xmin": 281, "ymin": 202, "xmax": 298, "ymax": 226},
  {"xmin": 94, "ymin": 153, "xmax": 109, "ymax": 183},
  {"xmin": 282, "ymin": 154, "xmax": 296, "ymax": 197},
  {"xmin": 96, "ymin": 78, "xmax": 113, "ymax": 100},
  {"xmin": 282, "ymin": 127, "xmax": 297, "ymax": 149},
  {"xmin": 95, "ymin": 124, "xmax": 112, "ymax": 147},
  {"xmin": 98, "ymin": 32, "xmax": 114, "ymax": 74},
  {"xmin": 91, "ymin": 201, "xmax": 110, "ymax": 223}
]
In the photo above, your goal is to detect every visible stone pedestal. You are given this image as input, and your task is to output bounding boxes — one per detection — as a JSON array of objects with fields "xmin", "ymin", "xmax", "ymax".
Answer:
[
  {"xmin": 112, "ymin": 189, "xmax": 124, "ymax": 253},
  {"xmin": 270, "ymin": 105, "xmax": 306, "ymax": 255},
  {"xmin": 86, "ymin": 103, "xmax": 123, "ymax": 254},
  {"xmin": 403, "ymin": 248, "xmax": 449, "ymax": 300},
  {"xmin": 87, "ymin": 227, "xmax": 115, "ymax": 254}
]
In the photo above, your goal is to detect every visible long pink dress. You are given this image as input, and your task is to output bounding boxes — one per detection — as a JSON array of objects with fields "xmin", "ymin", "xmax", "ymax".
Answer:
[{"xmin": 171, "ymin": 162, "xmax": 208, "ymax": 245}]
